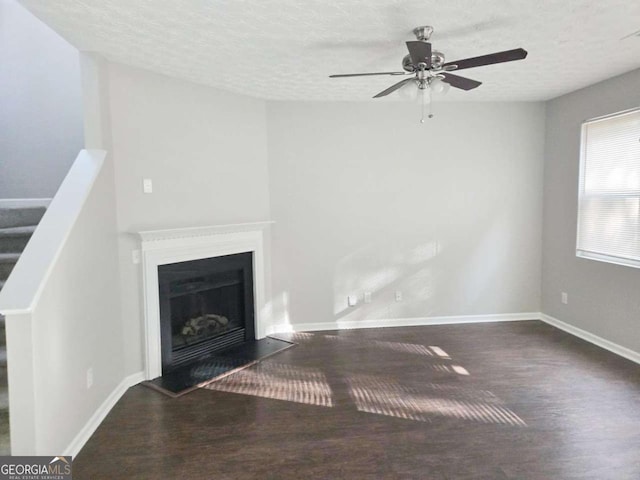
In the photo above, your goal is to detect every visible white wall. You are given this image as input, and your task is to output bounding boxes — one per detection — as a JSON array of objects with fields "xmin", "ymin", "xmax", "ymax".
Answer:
[
  {"xmin": 107, "ymin": 63, "xmax": 271, "ymax": 375},
  {"xmin": 267, "ymin": 101, "xmax": 545, "ymax": 328},
  {"xmin": 29, "ymin": 151, "xmax": 122, "ymax": 454},
  {"xmin": 0, "ymin": 0, "xmax": 83, "ymax": 198},
  {"xmin": 542, "ymin": 68, "xmax": 640, "ymax": 352}
]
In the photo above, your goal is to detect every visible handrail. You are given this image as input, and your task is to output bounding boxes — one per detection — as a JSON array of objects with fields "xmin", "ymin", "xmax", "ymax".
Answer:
[{"xmin": 0, "ymin": 149, "xmax": 106, "ymax": 314}]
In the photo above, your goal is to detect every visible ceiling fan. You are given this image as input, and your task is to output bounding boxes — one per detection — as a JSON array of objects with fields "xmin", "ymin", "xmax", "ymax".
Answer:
[{"xmin": 329, "ymin": 26, "xmax": 528, "ymax": 100}]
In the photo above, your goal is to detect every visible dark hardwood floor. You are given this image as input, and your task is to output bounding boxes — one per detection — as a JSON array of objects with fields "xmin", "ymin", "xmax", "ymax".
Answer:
[{"xmin": 74, "ymin": 321, "xmax": 640, "ymax": 479}]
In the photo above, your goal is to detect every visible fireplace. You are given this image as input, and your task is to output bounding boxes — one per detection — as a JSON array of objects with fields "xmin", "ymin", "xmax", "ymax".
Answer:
[
  {"xmin": 158, "ymin": 252, "xmax": 255, "ymax": 373},
  {"xmin": 138, "ymin": 222, "xmax": 270, "ymax": 380}
]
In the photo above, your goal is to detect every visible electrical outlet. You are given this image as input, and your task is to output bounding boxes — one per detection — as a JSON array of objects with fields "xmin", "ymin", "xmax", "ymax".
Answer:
[
  {"xmin": 364, "ymin": 292, "xmax": 372, "ymax": 304},
  {"xmin": 86, "ymin": 368, "xmax": 94, "ymax": 389},
  {"xmin": 395, "ymin": 291, "xmax": 403, "ymax": 302},
  {"xmin": 561, "ymin": 292, "xmax": 568, "ymax": 305},
  {"xmin": 143, "ymin": 178, "xmax": 153, "ymax": 194},
  {"xmin": 348, "ymin": 295, "xmax": 357, "ymax": 307}
]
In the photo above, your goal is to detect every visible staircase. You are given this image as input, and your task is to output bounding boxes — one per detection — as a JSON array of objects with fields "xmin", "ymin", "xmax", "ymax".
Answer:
[{"xmin": 0, "ymin": 205, "xmax": 47, "ymax": 455}]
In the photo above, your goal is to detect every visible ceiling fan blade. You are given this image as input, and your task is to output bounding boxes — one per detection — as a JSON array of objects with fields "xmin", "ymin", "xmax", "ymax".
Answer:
[
  {"xmin": 406, "ymin": 41, "xmax": 432, "ymax": 68},
  {"xmin": 329, "ymin": 72, "xmax": 407, "ymax": 78},
  {"xmin": 373, "ymin": 78, "xmax": 415, "ymax": 98},
  {"xmin": 443, "ymin": 48, "xmax": 527, "ymax": 71},
  {"xmin": 441, "ymin": 73, "xmax": 482, "ymax": 91}
]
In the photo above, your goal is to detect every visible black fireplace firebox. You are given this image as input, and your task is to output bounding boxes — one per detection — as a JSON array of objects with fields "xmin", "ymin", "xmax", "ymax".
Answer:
[{"xmin": 158, "ymin": 252, "xmax": 255, "ymax": 373}]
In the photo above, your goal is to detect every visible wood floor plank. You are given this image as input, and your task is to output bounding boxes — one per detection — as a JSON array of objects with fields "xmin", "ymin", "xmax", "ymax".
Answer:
[{"xmin": 73, "ymin": 321, "xmax": 640, "ymax": 479}]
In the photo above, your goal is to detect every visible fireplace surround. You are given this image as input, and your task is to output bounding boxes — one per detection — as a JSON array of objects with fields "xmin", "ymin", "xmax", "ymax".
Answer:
[{"xmin": 137, "ymin": 222, "xmax": 271, "ymax": 380}]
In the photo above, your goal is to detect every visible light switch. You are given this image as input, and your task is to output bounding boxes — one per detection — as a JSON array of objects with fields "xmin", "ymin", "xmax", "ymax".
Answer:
[{"xmin": 143, "ymin": 178, "xmax": 153, "ymax": 193}]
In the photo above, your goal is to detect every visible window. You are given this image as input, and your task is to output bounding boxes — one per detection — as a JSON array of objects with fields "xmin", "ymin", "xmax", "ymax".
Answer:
[{"xmin": 577, "ymin": 108, "xmax": 640, "ymax": 268}]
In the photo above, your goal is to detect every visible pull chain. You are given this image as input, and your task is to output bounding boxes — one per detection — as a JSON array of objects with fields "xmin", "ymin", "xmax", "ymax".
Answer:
[
  {"xmin": 420, "ymin": 87, "xmax": 434, "ymax": 123},
  {"xmin": 428, "ymin": 86, "xmax": 433, "ymax": 119}
]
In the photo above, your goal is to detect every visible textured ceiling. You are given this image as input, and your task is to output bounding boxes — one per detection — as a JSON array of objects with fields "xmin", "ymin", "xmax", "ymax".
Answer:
[{"xmin": 19, "ymin": 0, "xmax": 640, "ymax": 101}]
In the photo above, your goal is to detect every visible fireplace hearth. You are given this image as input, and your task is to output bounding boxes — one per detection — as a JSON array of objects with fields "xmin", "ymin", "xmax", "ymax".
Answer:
[{"xmin": 158, "ymin": 252, "xmax": 255, "ymax": 373}]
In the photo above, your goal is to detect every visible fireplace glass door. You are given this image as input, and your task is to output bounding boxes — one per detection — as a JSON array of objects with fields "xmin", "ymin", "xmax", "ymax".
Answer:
[{"xmin": 158, "ymin": 252, "xmax": 254, "ymax": 373}]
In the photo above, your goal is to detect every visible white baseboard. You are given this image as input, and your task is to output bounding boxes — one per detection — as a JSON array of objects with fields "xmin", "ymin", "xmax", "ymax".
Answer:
[
  {"xmin": 539, "ymin": 313, "xmax": 640, "ymax": 365},
  {"xmin": 0, "ymin": 198, "xmax": 52, "ymax": 208},
  {"xmin": 268, "ymin": 312, "xmax": 540, "ymax": 334},
  {"xmin": 270, "ymin": 312, "xmax": 640, "ymax": 367},
  {"xmin": 64, "ymin": 371, "xmax": 145, "ymax": 458}
]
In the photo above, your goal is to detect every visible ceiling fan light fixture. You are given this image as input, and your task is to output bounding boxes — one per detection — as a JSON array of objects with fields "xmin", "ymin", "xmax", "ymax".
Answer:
[
  {"xmin": 396, "ymin": 79, "xmax": 433, "ymax": 123},
  {"xmin": 429, "ymin": 77, "xmax": 450, "ymax": 96},
  {"xmin": 398, "ymin": 77, "xmax": 446, "ymax": 101},
  {"xmin": 397, "ymin": 79, "xmax": 418, "ymax": 100}
]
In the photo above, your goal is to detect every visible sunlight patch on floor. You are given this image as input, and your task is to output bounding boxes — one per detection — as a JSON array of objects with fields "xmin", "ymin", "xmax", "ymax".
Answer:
[
  {"xmin": 204, "ymin": 362, "xmax": 334, "ymax": 407},
  {"xmin": 320, "ymin": 334, "xmax": 437, "ymax": 357},
  {"xmin": 206, "ymin": 331, "xmax": 525, "ymax": 427},
  {"xmin": 428, "ymin": 346, "xmax": 450, "ymax": 359},
  {"xmin": 346, "ymin": 375, "xmax": 526, "ymax": 426},
  {"xmin": 452, "ymin": 365, "xmax": 470, "ymax": 375}
]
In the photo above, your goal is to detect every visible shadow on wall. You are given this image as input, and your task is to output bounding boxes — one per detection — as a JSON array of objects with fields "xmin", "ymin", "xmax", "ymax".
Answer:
[
  {"xmin": 262, "ymin": 236, "xmax": 441, "ymax": 331},
  {"xmin": 262, "ymin": 290, "xmax": 291, "ymax": 331},
  {"xmin": 330, "ymin": 210, "xmax": 514, "ymax": 323},
  {"xmin": 333, "ymin": 237, "xmax": 441, "ymax": 322},
  {"xmin": 264, "ymin": 199, "xmax": 521, "ymax": 331}
]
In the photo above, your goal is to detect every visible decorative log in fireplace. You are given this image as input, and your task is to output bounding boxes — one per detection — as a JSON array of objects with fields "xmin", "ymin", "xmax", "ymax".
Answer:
[{"xmin": 158, "ymin": 252, "xmax": 255, "ymax": 373}]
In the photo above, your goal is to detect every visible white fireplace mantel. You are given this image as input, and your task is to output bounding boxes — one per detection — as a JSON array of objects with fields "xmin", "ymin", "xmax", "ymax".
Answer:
[{"xmin": 136, "ymin": 221, "xmax": 273, "ymax": 380}]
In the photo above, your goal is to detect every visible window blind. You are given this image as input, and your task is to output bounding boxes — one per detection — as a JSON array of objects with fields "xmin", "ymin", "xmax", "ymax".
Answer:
[{"xmin": 576, "ymin": 108, "xmax": 640, "ymax": 268}]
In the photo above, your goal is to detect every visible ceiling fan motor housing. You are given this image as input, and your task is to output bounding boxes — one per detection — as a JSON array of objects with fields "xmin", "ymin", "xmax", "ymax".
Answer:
[{"xmin": 402, "ymin": 51, "xmax": 445, "ymax": 72}]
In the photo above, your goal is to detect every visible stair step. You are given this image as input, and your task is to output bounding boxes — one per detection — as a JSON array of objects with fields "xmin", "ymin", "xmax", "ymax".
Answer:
[
  {"xmin": 0, "ymin": 253, "xmax": 19, "ymax": 263},
  {"xmin": 0, "ymin": 225, "xmax": 36, "ymax": 253},
  {"xmin": 0, "ymin": 253, "xmax": 19, "ymax": 280},
  {"xmin": 0, "ymin": 225, "xmax": 36, "ymax": 238},
  {"xmin": 0, "ymin": 206, "xmax": 46, "ymax": 229}
]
